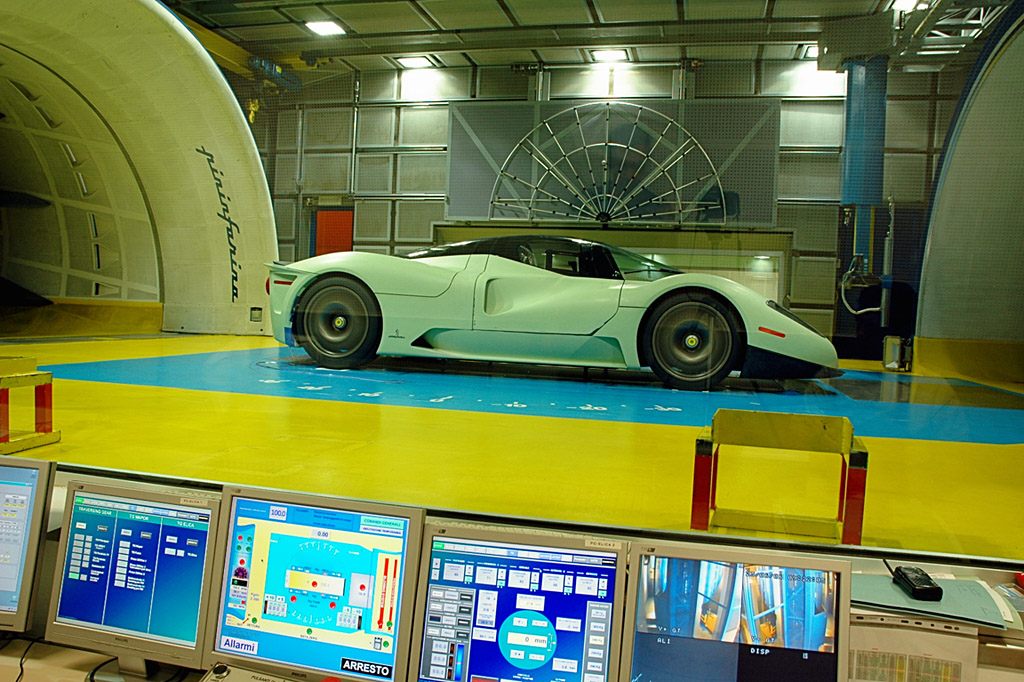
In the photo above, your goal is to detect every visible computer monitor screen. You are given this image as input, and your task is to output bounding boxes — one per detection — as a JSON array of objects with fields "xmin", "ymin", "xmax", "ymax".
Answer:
[
  {"xmin": 46, "ymin": 482, "xmax": 221, "ymax": 669},
  {"xmin": 410, "ymin": 524, "xmax": 627, "ymax": 682},
  {"xmin": 621, "ymin": 543, "xmax": 851, "ymax": 682},
  {"xmin": 207, "ymin": 487, "xmax": 424, "ymax": 682},
  {"xmin": 0, "ymin": 457, "xmax": 55, "ymax": 632}
]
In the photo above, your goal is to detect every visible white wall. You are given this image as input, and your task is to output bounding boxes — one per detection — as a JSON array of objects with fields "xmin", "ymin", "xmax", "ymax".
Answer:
[
  {"xmin": 0, "ymin": 0, "xmax": 277, "ymax": 334},
  {"xmin": 918, "ymin": 15, "xmax": 1024, "ymax": 342}
]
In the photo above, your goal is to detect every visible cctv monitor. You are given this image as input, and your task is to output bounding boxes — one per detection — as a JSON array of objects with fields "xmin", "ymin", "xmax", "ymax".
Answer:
[
  {"xmin": 621, "ymin": 542, "xmax": 851, "ymax": 682},
  {"xmin": 0, "ymin": 456, "xmax": 55, "ymax": 633},
  {"xmin": 46, "ymin": 481, "xmax": 221, "ymax": 678},
  {"xmin": 409, "ymin": 523, "xmax": 627, "ymax": 682},
  {"xmin": 205, "ymin": 486, "xmax": 424, "ymax": 682}
]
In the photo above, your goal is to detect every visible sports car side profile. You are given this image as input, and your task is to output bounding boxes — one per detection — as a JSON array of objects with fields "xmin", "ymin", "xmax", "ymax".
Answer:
[{"xmin": 268, "ymin": 235, "xmax": 839, "ymax": 390}]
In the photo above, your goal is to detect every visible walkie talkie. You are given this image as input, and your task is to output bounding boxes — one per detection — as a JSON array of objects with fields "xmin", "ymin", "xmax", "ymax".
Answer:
[{"xmin": 892, "ymin": 565, "xmax": 943, "ymax": 601}]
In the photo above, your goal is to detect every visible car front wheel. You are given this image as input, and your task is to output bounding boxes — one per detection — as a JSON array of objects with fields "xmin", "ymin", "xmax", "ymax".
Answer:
[
  {"xmin": 294, "ymin": 275, "xmax": 381, "ymax": 369},
  {"xmin": 642, "ymin": 291, "xmax": 744, "ymax": 390}
]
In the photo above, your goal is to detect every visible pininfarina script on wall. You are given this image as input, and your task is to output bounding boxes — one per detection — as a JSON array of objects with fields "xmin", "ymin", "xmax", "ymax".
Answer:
[{"xmin": 196, "ymin": 146, "xmax": 242, "ymax": 301}]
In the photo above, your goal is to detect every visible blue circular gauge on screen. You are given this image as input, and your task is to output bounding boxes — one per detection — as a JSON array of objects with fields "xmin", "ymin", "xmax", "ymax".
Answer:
[{"xmin": 498, "ymin": 610, "xmax": 557, "ymax": 669}]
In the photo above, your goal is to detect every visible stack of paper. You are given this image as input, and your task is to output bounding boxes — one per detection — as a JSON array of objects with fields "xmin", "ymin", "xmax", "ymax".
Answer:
[{"xmin": 851, "ymin": 574, "xmax": 1007, "ymax": 629}]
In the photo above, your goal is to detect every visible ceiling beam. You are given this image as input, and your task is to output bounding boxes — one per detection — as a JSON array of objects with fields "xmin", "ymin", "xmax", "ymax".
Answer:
[{"xmin": 178, "ymin": 15, "xmax": 256, "ymax": 77}]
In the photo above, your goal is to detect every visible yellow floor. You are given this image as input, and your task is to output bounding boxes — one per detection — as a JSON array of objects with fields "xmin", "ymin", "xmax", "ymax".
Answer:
[{"xmin": 2, "ymin": 334, "xmax": 1022, "ymax": 562}]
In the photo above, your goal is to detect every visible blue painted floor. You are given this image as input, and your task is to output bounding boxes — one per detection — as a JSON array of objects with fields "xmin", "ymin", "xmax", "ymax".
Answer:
[{"xmin": 44, "ymin": 347, "xmax": 1024, "ymax": 445}]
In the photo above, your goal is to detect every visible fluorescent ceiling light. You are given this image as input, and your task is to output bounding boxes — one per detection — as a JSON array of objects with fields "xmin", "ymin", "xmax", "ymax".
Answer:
[
  {"xmin": 397, "ymin": 56, "xmax": 432, "ymax": 68},
  {"xmin": 804, "ymin": 45, "xmax": 820, "ymax": 59},
  {"xmin": 306, "ymin": 21, "xmax": 345, "ymax": 36},
  {"xmin": 592, "ymin": 49, "xmax": 628, "ymax": 62},
  {"xmin": 892, "ymin": 0, "xmax": 917, "ymax": 10}
]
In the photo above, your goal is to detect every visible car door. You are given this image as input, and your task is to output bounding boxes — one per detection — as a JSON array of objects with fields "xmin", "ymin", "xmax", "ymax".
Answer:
[{"xmin": 472, "ymin": 238, "xmax": 623, "ymax": 335}]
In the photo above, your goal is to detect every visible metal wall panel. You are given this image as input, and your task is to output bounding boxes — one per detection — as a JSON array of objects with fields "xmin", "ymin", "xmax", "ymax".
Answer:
[
  {"xmin": 779, "ymin": 202, "xmax": 839, "ymax": 251},
  {"xmin": 355, "ymin": 154, "xmax": 394, "ymax": 193},
  {"xmin": 778, "ymin": 153, "xmax": 840, "ymax": 200},
  {"xmin": 303, "ymin": 107, "xmax": 353, "ymax": 148},
  {"xmin": 399, "ymin": 68, "xmax": 472, "ymax": 101},
  {"xmin": 887, "ymin": 71, "xmax": 932, "ymax": 96},
  {"xmin": 302, "ymin": 153, "xmax": 351, "ymax": 192},
  {"xmin": 273, "ymin": 153, "xmax": 298, "ymax": 193},
  {"xmin": 353, "ymin": 244, "xmax": 391, "ymax": 254},
  {"xmin": 399, "ymin": 106, "xmax": 449, "ymax": 145},
  {"xmin": 780, "ymin": 100, "xmax": 843, "ymax": 147},
  {"xmin": 883, "ymin": 153, "xmax": 928, "ymax": 203},
  {"xmin": 790, "ymin": 256, "xmax": 838, "ymax": 305},
  {"xmin": 273, "ymin": 199, "xmax": 296, "ymax": 240},
  {"xmin": 357, "ymin": 108, "xmax": 397, "ymax": 147},
  {"xmin": 761, "ymin": 61, "xmax": 847, "ymax": 97},
  {"xmin": 276, "ymin": 110, "xmax": 300, "ymax": 150},
  {"xmin": 476, "ymin": 67, "xmax": 532, "ymax": 100},
  {"xmin": 885, "ymin": 100, "xmax": 930, "ymax": 149},
  {"xmin": 695, "ymin": 63, "xmax": 754, "ymax": 96},
  {"xmin": 277, "ymin": 243, "xmax": 296, "ymax": 262},
  {"xmin": 395, "ymin": 200, "xmax": 444, "ymax": 242},
  {"xmin": 396, "ymin": 153, "xmax": 447, "ymax": 193},
  {"xmin": 353, "ymin": 200, "xmax": 392, "ymax": 240},
  {"xmin": 549, "ymin": 67, "xmax": 613, "ymax": 98},
  {"xmin": 362, "ymin": 71, "xmax": 399, "ymax": 102},
  {"xmin": 611, "ymin": 66, "xmax": 674, "ymax": 97},
  {"xmin": 789, "ymin": 307, "xmax": 834, "ymax": 337}
]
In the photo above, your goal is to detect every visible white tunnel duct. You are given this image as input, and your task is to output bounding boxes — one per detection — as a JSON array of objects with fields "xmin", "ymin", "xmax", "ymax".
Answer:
[{"xmin": 0, "ymin": 0, "xmax": 277, "ymax": 334}]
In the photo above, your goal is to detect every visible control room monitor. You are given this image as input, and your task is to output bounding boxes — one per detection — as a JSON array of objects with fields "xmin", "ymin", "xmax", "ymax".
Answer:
[
  {"xmin": 409, "ymin": 523, "xmax": 627, "ymax": 682},
  {"xmin": 205, "ymin": 487, "xmax": 424, "ymax": 682},
  {"xmin": 46, "ymin": 481, "xmax": 221, "ymax": 676},
  {"xmin": 621, "ymin": 542, "xmax": 851, "ymax": 682},
  {"xmin": 0, "ymin": 457, "xmax": 55, "ymax": 633}
]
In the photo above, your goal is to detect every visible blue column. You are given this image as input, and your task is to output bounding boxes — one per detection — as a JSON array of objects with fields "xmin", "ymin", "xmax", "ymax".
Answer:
[{"xmin": 841, "ymin": 56, "xmax": 888, "ymax": 272}]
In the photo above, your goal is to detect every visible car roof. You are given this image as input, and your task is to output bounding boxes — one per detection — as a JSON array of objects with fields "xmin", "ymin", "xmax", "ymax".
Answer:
[{"xmin": 404, "ymin": 235, "xmax": 596, "ymax": 259}]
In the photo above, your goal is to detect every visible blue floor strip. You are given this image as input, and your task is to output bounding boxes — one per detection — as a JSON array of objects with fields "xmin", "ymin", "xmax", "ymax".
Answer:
[{"xmin": 44, "ymin": 348, "xmax": 1024, "ymax": 445}]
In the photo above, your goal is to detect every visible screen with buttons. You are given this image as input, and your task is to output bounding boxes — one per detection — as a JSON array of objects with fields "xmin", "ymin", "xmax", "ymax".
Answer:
[
  {"xmin": 414, "ymin": 531, "xmax": 625, "ymax": 682},
  {"xmin": 211, "ymin": 491, "xmax": 422, "ymax": 682},
  {"xmin": 0, "ymin": 464, "xmax": 44, "ymax": 616},
  {"xmin": 52, "ymin": 489, "xmax": 215, "ymax": 646}
]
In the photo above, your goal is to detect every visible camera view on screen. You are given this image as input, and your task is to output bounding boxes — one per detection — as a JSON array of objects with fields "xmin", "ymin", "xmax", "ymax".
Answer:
[
  {"xmin": 213, "ymin": 496, "xmax": 415, "ymax": 681},
  {"xmin": 417, "ymin": 536, "xmax": 620, "ymax": 682},
  {"xmin": 53, "ymin": 490, "xmax": 214, "ymax": 647},
  {"xmin": 630, "ymin": 555, "xmax": 840, "ymax": 682}
]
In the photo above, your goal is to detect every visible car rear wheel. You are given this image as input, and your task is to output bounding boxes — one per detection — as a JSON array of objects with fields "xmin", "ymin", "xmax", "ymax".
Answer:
[
  {"xmin": 643, "ymin": 292, "xmax": 744, "ymax": 390},
  {"xmin": 294, "ymin": 276, "xmax": 381, "ymax": 369}
]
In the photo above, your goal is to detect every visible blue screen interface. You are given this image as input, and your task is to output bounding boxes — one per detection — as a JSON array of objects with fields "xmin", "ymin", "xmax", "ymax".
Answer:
[
  {"xmin": 213, "ymin": 497, "xmax": 413, "ymax": 681},
  {"xmin": 629, "ymin": 555, "xmax": 841, "ymax": 682},
  {"xmin": 0, "ymin": 465, "xmax": 41, "ymax": 614},
  {"xmin": 54, "ymin": 491, "xmax": 214, "ymax": 647},
  {"xmin": 417, "ymin": 536, "xmax": 620, "ymax": 682}
]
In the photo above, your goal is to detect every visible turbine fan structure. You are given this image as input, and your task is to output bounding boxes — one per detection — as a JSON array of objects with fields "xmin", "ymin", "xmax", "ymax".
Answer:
[{"xmin": 489, "ymin": 102, "xmax": 726, "ymax": 226}]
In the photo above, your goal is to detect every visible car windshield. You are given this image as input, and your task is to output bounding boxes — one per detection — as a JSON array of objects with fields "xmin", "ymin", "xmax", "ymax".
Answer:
[{"xmin": 605, "ymin": 244, "xmax": 682, "ymax": 281}]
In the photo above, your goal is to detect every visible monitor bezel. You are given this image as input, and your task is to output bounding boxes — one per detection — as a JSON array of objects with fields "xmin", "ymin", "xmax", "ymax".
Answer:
[
  {"xmin": 0, "ymin": 456, "xmax": 55, "ymax": 633},
  {"xmin": 44, "ymin": 480, "xmax": 222, "ymax": 669},
  {"xmin": 203, "ymin": 485, "xmax": 426, "ymax": 682},
  {"xmin": 408, "ymin": 521, "xmax": 629, "ymax": 682},
  {"xmin": 619, "ymin": 541, "xmax": 852, "ymax": 682}
]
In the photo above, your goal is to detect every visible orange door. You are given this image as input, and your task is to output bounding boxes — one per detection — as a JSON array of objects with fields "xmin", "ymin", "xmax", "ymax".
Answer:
[{"xmin": 313, "ymin": 209, "xmax": 353, "ymax": 256}]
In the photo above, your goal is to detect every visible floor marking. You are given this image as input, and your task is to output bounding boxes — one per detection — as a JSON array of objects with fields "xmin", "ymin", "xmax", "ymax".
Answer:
[{"xmin": 43, "ymin": 348, "xmax": 1024, "ymax": 445}]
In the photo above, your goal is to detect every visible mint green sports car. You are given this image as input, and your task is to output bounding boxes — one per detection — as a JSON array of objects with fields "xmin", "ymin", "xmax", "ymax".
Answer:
[{"xmin": 268, "ymin": 235, "xmax": 838, "ymax": 390}]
